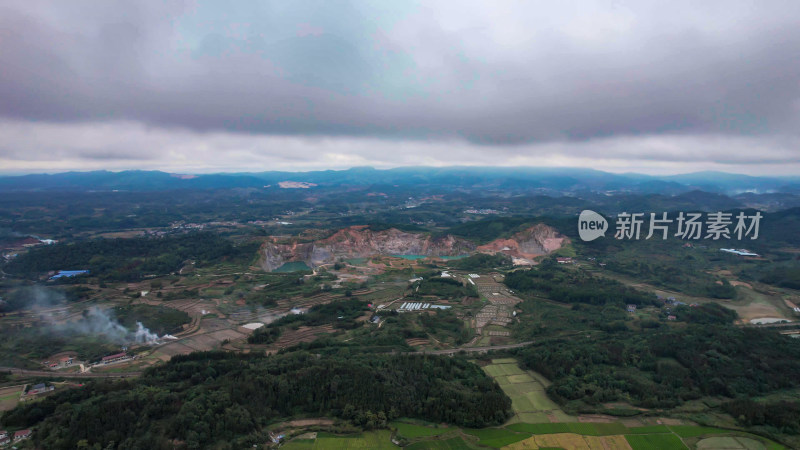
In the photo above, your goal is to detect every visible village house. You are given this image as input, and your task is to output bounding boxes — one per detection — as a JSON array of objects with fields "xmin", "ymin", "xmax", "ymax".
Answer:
[
  {"xmin": 627, "ymin": 304, "xmax": 637, "ymax": 313},
  {"xmin": 13, "ymin": 430, "xmax": 31, "ymax": 441},
  {"xmin": 26, "ymin": 383, "xmax": 54, "ymax": 396},
  {"xmin": 101, "ymin": 352, "xmax": 127, "ymax": 364}
]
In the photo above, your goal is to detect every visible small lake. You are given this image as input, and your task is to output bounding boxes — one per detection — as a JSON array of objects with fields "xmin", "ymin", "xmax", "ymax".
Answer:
[
  {"xmin": 390, "ymin": 254, "xmax": 469, "ymax": 261},
  {"xmin": 391, "ymin": 254, "xmax": 428, "ymax": 260}
]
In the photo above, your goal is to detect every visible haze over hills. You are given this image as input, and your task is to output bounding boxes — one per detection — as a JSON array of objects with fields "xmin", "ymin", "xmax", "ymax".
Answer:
[{"xmin": 1, "ymin": 167, "xmax": 799, "ymax": 195}]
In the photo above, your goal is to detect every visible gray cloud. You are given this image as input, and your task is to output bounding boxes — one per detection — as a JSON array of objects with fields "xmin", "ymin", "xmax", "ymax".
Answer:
[
  {"xmin": 0, "ymin": 1, "xmax": 799, "ymax": 171},
  {"xmin": 2, "ymin": 119, "xmax": 800, "ymax": 175}
]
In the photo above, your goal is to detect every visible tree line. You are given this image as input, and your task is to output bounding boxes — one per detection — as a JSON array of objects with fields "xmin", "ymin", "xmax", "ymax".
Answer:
[{"xmin": 3, "ymin": 351, "xmax": 512, "ymax": 449}]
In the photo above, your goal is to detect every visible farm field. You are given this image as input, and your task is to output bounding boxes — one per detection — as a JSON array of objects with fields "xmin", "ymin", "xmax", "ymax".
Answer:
[
  {"xmin": 394, "ymin": 422, "xmax": 453, "ymax": 439},
  {"xmin": 724, "ymin": 285, "xmax": 795, "ymax": 324},
  {"xmin": 506, "ymin": 432, "xmax": 632, "ymax": 449},
  {"xmin": 0, "ymin": 385, "xmax": 23, "ymax": 411},
  {"xmin": 405, "ymin": 437, "xmax": 474, "ymax": 449},
  {"xmin": 695, "ymin": 436, "xmax": 770, "ymax": 449},
  {"xmin": 283, "ymin": 430, "xmax": 396, "ymax": 449},
  {"xmin": 463, "ymin": 427, "xmax": 530, "ymax": 447},
  {"xmin": 482, "ymin": 359, "xmax": 574, "ymax": 424},
  {"xmin": 625, "ymin": 433, "xmax": 688, "ymax": 449}
]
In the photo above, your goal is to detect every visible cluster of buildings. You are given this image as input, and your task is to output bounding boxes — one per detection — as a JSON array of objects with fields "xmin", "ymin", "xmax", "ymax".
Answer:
[
  {"xmin": 1, "ymin": 236, "xmax": 57, "ymax": 261},
  {"xmin": 0, "ymin": 429, "xmax": 31, "ymax": 446},
  {"xmin": 398, "ymin": 302, "xmax": 451, "ymax": 311},
  {"xmin": 720, "ymin": 248, "xmax": 760, "ymax": 257},
  {"xmin": 169, "ymin": 220, "xmax": 242, "ymax": 231},
  {"xmin": 464, "ymin": 208, "xmax": 500, "ymax": 215},
  {"xmin": 100, "ymin": 352, "xmax": 129, "ymax": 364},
  {"xmin": 44, "ymin": 355, "xmax": 75, "ymax": 369},
  {"xmin": 26, "ymin": 383, "xmax": 54, "ymax": 397},
  {"xmin": 48, "ymin": 270, "xmax": 89, "ymax": 280}
]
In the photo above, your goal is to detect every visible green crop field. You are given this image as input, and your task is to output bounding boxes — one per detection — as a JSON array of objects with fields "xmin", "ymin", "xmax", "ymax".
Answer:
[
  {"xmin": 394, "ymin": 422, "xmax": 452, "ymax": 438},
  {"xmin": 406, "ymin": 437, "xmax": 473, "ymax": 450},
  {"xmin": 625, "ymin": 425, "xmax": 671, "ymax": 434},
  {"xmin": 669, "ymin": 425, "xmax": 732, "ymax": 438},
  {"xmin": 625, "ymin": 433, "xmax": 689, "ymax": 450}
]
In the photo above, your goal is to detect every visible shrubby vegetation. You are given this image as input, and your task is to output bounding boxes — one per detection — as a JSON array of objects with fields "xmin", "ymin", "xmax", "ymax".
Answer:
[
  {"xmin": 267, "ymin": 298, "xmax": 369, "ymax": 330},
  {"xmin": 418, "ymin": 309, "xmax": 472, "ymax": 345},
  {"xmin": 450, "ymin": 253, "xmax": 512, "ymax": 271},
  {"xmin": 112, "ymin": 304, "xmax": 191, "ymax": 336},
  {"xmin": 2, "ymin": 351, "xmax": 512, "ymax": 449},
  {"xmin": 412, "ymin": 277, "xmax": 478, "ymax": 299},
  {"xmin": 0, "ymin": 324, "xmax": 121, "ymax": 366},
  {"xmin": 446, "ymin": 217, "xmax": 533, "ymax": 243},
  {"xmin": 246, "ymin": 326, "xmax": 281, "ymax": 344},
  {"xmin": 673, "ymin": 302, "xmax": 738, "ymax": 325}
]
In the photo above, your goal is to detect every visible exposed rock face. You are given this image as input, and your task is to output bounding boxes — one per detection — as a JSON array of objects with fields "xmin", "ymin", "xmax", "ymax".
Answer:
[
  {"xmin": 477, "ymin": 223, "xmax": 569, "ymax": 261},
  {"xmin": 260, "ymin": 223, "xmax": 568, "ymax": 271},
  {"xmin": 260, "ymin": 226, "xmax": 476, "ymax": 271}
]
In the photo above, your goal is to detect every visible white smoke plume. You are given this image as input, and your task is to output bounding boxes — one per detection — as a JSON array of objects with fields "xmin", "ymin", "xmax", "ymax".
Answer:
[
  {"xmin": 59, "ymin": 307, "xmax": 165, "ymax": 345},
  {"xmin": 4, "ymin": 285, "xmax": 169, "ymax": 345}
]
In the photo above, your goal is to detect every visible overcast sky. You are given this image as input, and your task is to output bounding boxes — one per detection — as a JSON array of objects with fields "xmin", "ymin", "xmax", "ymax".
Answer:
[{"xmin": 1, "ymin": 0, "xmax": 799, "ymax": 175}]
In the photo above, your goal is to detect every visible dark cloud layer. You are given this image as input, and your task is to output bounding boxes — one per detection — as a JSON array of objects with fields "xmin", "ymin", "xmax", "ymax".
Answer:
[{"xmin": 1, "ymin": 1, "xmax": 799, "ymax": 173}]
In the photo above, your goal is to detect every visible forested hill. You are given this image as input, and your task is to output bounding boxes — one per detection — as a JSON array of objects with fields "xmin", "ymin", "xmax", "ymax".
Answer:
[
  {"xmin": 515, "ymin": 324, "xmax": 800, "ymax": 432},
  {"xmin": 2, "ymin": 352, "xmax": 512, "ymax": 449},
  {"xmin": 4, "ymin": 232, "xmax": 254, "ymax": 282}
]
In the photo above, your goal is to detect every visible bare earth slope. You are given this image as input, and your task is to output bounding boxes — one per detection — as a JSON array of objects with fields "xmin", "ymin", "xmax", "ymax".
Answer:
[{"xmin": 477, "ymin": 223, "xmax": 568, "ymax": 263}]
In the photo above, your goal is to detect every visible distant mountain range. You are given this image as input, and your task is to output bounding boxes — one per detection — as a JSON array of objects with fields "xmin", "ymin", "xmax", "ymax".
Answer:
[{"xmin": 1, "ymin": 167, "xmax": 799, "ymax": 195}]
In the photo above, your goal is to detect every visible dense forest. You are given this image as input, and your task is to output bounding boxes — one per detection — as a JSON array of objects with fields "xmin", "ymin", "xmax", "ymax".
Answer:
[
  {"xmin": 505, "ymin": 263, "xmax": 657, "ymax": 306},
  {"xmin": 516, "ymin": 325, "xmax": 800, "ymax": 416},
  {"xmin": 4, "ymin": 233, "xmax": 253, "ymax": 281},
  {"xmin": 757, "ymin": 265, "xmax": 800, "ymax": 290},
  {"xmin": 723, "ymin": 399, "xmax": 800, "ymax": 435},
  {"xmin": 2, "ymin": 351, "xmax": 512, "ymax": 449}
]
